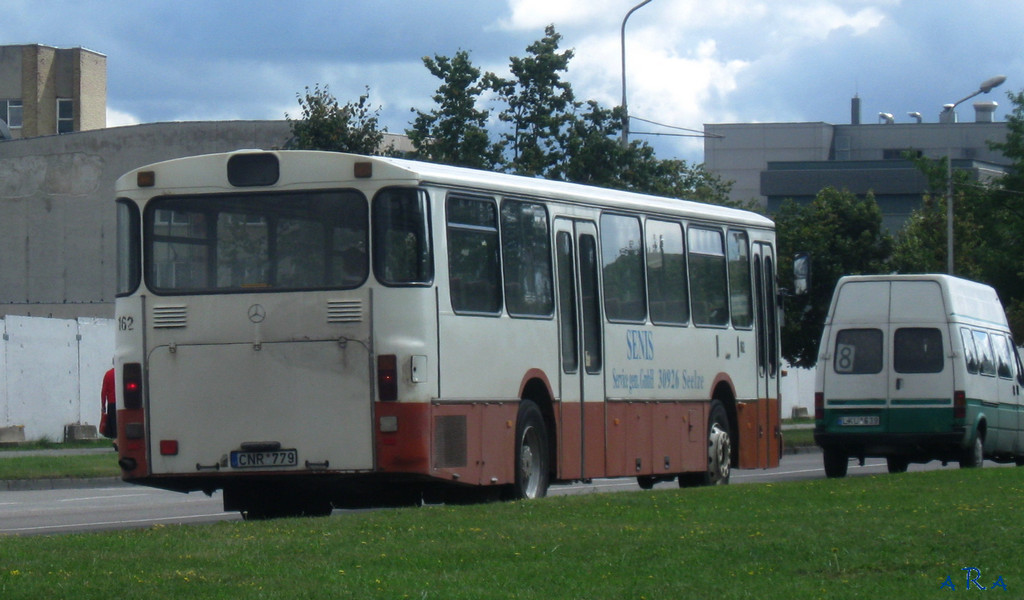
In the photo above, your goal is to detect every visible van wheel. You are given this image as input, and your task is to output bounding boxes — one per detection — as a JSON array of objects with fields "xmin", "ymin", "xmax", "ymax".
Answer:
[
  {"xmin": 886, "ymin": 457, "xmax": 909, "ymax": 474},
  {"xmin": 959, "ymin": 434, "xmax": 984, "ymax": 469},
  {"xmin": 823, "ymin": 448, "xmax": 848, "ymax": 478}
]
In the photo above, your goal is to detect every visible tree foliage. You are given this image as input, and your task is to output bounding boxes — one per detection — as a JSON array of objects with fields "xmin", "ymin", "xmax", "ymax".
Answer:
[
  {"xmin": 287, "ymin": 84, "xmax": 392, "ymax": 155},
  {"xmin": 775, "ymin": 188, "xmax": 893, "ymax": 367},
  {"xmin": 408, "ymin": 50, "xmax": 501, "ymax": 169},
  {"xmin": 489, "ymin": 25, "xmax": 576, "ymax": 178}
]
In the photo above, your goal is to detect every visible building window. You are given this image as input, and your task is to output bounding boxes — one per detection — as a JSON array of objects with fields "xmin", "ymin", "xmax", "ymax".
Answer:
[
  {"xmin": 57, "ymin": 98, "xmax": 74, "ymax": 133},
  {"xmin": 1, "ymin": 99, "xmax": 22, "ymax": 128}
]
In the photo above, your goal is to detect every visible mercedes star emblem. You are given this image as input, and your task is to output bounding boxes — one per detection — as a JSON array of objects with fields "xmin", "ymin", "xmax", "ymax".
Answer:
[{"xmin": 247, "ymin": 304, "xmax": 266, "ymax": 323}]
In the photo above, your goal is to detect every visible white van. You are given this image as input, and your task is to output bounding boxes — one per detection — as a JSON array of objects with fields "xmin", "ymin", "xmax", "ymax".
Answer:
[{"xmin": 814, "ymin": 274, "xmax": 1024, "ymax": 477}]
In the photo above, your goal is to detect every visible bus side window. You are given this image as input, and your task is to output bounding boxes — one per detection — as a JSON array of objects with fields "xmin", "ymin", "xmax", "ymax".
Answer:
[
  {"xmin": 960, "ymin": 327, "xmax": 979, "ymax": 374},
  {"xmin": 447, "ymin": 195, "xmax": 502, "ymax": 314}
]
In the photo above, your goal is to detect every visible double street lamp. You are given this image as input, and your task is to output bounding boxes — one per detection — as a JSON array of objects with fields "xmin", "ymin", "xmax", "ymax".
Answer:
[{"xmin": 944, "ymin": 75, "xmax": 1006, "ymax": 274}]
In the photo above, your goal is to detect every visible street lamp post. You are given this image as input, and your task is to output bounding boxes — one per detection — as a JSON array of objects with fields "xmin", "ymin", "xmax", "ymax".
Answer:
[
  {"xmin": 945, "ymin": 75, "xmax": 1006, "ymax": 274},
  {"xmin": 620, "ymin": 0, "xmax": 654, "ymax": 146}
]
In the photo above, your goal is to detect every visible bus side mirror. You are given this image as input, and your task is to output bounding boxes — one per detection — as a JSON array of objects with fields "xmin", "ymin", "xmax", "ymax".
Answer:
[{"xmin": 793, "ymin": 252, "xmax": 810, "ymax": 296}]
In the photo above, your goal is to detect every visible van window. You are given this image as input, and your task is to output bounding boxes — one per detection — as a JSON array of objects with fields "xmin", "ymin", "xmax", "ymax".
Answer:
[
  {"xmin": 992, "ymin": 334, "xmax": 1015, "ymax": 379},
  {"xmin": 834, "ymin": 329, "xmax": 883, "ymax": 374},
  {"xmin": 960, "ymin": 328, "xmax": 979, "ymax": 374},
  {"xmin": 894, "ymin": 328, "xmax": 944, "ymax": 374},
  {"xmin": 972, "ymin": 330, "xmax": 997, "ymax": 376}
]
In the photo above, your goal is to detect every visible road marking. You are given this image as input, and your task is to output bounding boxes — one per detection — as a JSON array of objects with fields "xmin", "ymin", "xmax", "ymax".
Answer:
[{"xmin": 59, "ymin": 493, "xmax": 152, "ymax": 502}]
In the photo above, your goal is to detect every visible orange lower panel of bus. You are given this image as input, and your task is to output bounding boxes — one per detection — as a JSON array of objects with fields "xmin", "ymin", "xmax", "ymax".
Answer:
[
  {"xmin": 375, "ymin": 398, "xmax": 780, "ymax": 487},
  {"xmin": 375, "ymin": 402, "xmax": 518, "ymax": 487}
]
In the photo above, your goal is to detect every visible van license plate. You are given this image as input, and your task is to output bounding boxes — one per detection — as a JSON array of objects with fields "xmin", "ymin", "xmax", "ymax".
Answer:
[
  {"xmin": 230, "ymin": 449, "xmax": 298, "ymax": 468},
  {"xmin": 838, "ymin": 416, "xmax": 879, "ymax": 427}
]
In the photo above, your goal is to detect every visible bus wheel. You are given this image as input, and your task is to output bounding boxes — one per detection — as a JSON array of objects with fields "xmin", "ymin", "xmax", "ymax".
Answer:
[
  {"xmin": 886, "ymin": 457, "xmax": 909, "ymax": 474},
  {"xmin": 705, "ymin": 401, "xmax": 732, "ymax": 485},
  {"xmin": 959, "ymin": 434, "xmax": 984, "ymax": 469},
  {"xmin": 823, "ymin": 448, "xmax": 848, "ymax": 478},
  {"xmin": 509, "ymin": 400, "xmax": 550, "ymax": 500}
]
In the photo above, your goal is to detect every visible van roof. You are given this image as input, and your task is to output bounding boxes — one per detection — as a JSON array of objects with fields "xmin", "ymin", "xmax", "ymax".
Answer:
[{"xmin": 831, "ymin": 274, "xmax": 1008, "ymax": 330}]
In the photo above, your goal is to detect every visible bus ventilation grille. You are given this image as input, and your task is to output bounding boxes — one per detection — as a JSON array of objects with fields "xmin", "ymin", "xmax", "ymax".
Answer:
[
  {"xmin": 433, "ymin": 415, "xmax": 467, "ymax": 469},
  {"xmin": 327, "ymin": 299, "xmax": 363, "ymax": 323},
  {"xmin": 152, "ymin": 305, "xmax": 188, "ymax": 328}
]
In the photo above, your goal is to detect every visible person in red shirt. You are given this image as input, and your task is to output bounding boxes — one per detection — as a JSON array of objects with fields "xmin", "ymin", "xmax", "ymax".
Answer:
[{"xmin": 100, "ymin": 367, "xmax": 117, "ymax": 439}]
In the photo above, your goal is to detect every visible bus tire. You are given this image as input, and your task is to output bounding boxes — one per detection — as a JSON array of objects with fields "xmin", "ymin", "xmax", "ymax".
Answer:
[
  {"xmin": 959, "ymin": 434, "xmax": 984, "ymax": 469},
  {"xmin": 886, "ymin": 456, "xmax": 909, "ymax": 474},
  {"xmin": 823, "ymin": 448, "xmax": 848, "ymax": 478},
  {"xmin": 704, "ymin": 401, "xmax": 732, "ymax": 485},
  {"xmin": 508, "ymin": 400, "xmax": 550, "ymax": 500}
]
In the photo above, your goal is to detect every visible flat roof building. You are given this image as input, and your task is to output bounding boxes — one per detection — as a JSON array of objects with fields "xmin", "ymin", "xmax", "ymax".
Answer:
[
  {"xmin": 704, "ymin": 99, "xmax": 1009, "ymax": 230},
  {"xmin": 0, "ymin": 44, "xmax": 106, "ymax": 139}
]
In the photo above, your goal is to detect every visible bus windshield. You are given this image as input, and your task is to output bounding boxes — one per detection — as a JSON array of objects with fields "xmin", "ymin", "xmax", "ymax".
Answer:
[{"xmin": 144, "ymin": 190, "xmax": 368, "ymax": 294}]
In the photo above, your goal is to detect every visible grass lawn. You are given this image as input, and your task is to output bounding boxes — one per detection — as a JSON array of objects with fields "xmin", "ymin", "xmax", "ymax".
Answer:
[{"xmin": 1, "ymin": 466, "xmax": 1021, "ymax": 599}]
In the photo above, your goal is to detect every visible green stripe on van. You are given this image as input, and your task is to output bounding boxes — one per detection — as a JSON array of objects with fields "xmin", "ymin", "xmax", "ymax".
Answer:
[
  {"xmin": 887, "ymin": 406, "xmax": 955, "ymax": 433},
  {"xmin": 891, "ymin": 398, "xmax": 951, "ymax": 406},
  {"xmin": 827, "ymin": 399, "xmax": 886, "ymax": 406}
]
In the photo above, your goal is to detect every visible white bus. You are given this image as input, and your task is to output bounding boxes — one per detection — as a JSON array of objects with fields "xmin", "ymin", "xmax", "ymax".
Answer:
[{"xmin": 113, "ymin": 150, "xmax": 781, "ymax": 518}]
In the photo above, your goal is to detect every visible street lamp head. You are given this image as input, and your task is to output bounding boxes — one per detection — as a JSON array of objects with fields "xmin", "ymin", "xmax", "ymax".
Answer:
[{"xmin": 979, "ymin": 75, "xmax": 1006, "ymax": 94}]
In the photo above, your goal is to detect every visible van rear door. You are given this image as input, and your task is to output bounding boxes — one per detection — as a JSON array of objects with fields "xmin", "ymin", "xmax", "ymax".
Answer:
[
  {"xmin": 821, "ymin": 280, "xmax": 890, "ymax": 427},
  {"xmin": 887, "ymin": 280, "xmax": 955, "ymax": 433}
]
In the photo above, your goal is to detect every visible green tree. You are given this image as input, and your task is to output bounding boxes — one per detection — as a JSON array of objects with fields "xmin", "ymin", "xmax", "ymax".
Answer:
[
  {"xmin": 983, "ymin": 89, "xmax": 1024, "ymax": 335},
  {"xmin": 287, "ymin": 84, "xmax": 392, "ymax": 155},
  {"xmin": 776, "ymin": 188, "xmax": 893, "ymax": 367},
  {"xmin": 407, "ymin": 50, "xmax": 502, "ymax": 169},
  {"xmin": 489, "ymin": 25, "xmax": 575, "ymax": 177},
  {"xmin": 890, "ymin": 156, "xmax": 985, "ymax": 279}
]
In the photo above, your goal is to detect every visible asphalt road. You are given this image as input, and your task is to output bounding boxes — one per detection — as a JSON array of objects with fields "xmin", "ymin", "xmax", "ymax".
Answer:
[{"xmin": 0, "ymin": 451, "xmax": 990, "ymax": 537}]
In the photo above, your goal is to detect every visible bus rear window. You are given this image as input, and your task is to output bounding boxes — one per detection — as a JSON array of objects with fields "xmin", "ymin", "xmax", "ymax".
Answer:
[{"xmin": 145, "ymin": 190, "xmax": 368, "ymax": 294}]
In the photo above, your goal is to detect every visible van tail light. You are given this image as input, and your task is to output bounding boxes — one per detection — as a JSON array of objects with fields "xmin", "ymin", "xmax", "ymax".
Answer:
[
  {"xmin": 814, "ymin": 392, "xmax": 824, "ymax": 421},
  {"xmin": 953, "ymin": 391, "xmax": 966, "ymax": 419},
  {"xmin": 378, "ymin": 354, "xmax": 398, "ymax": 401},
  {"xmin": 123, "ymin": 362, "xmax": 143, "ymax": 409}
]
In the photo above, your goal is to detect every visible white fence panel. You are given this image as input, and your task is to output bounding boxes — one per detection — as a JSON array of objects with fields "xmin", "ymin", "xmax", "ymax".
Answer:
[
  {"xmin": 0, "ymin": 315, "xmax": 114, "ymax": 440},
  {"xmin": 77, "ymin": 317, "xmax": 115, "ymax": 427}
]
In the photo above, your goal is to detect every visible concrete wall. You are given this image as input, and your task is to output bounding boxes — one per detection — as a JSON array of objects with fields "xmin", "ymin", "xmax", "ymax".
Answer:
[
  {"xmin": 0, "ymin": 120, "xmax": 293, "ymax": 319},
  {"xmin": 0, "ymin": 315, "xmax": 113, "ymax": 440}
]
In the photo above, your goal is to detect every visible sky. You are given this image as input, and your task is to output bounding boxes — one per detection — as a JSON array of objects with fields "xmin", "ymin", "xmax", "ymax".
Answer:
[{"xmin": 5, "ymin": 0, "xmax": 1024, "ymax": 164}]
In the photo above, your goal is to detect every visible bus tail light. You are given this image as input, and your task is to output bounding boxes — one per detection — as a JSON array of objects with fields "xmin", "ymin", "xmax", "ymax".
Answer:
[
  {"xmin": 123, "ymin": 362, "xmax": 143, "ymax": 409},
  {"xmin": 814, "ymin": 392, "xmax": 824, "ymax": 420},
  {"xmin": 378, "ymin": 354, "xmax": 398, "ymax": 401},
  {"xmin": 953, "ymin": 391, "xmax": 966, "ymax": 419},
  {"xmin": 160, "ymin": 440, "xmax": 179, "ymax": 456}
]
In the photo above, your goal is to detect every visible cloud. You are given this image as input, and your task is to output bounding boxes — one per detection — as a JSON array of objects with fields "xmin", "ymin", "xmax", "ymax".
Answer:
[{"xmin": 106, "ymin": 108, "xmax": 141, "ymax": 127}]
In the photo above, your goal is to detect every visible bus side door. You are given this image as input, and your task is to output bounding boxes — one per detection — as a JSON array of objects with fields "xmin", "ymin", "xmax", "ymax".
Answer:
[{"xmin": 554, "ymin": 218, "xmax": 605, "ymax": 480}]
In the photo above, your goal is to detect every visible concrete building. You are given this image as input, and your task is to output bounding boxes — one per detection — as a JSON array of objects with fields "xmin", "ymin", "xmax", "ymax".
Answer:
[
  {"xmin": 0, "ymin": 44, "xmax": 106, "ymax": 139},
  {"xmin": 704, "ymin": 99, "xmax": 1010, "ymax": 230}
]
